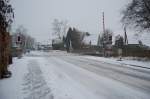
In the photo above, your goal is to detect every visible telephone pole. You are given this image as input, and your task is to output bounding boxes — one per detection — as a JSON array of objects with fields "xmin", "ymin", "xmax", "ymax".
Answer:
[
  {"xmin": 124, "ymin": 26, "xmax": 128, "ymax": 45},
  {"xmin": 103, "ymin": 12, "xmax": 105, "ymax": 34},
  {"xmin": 102, "ymin": 12, "xmax": 106, "ymax": 56}
]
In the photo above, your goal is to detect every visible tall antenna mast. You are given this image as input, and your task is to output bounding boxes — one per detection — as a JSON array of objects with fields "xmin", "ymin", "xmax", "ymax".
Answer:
[{"xmin": 103, "ymin": 12, "xmax": 105, "ymax": 34}]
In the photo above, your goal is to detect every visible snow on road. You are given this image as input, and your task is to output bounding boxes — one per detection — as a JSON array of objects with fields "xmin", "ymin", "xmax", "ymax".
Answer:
[{"xmin": 0, "ymin": 51, "xmax": 150, "ymax": 99}]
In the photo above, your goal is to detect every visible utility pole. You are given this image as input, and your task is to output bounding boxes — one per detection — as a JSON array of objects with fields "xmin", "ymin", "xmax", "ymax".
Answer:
[
  {"xmin": 124, "ymin": 26, "xmax": 128, "ymax": 57},
  {"xmin": 124, "ymin": 26, "xmax": 128, "ymax": 45},
  {"xmin": 103, "ymin": 12, "xmax": 105, "ymax": 34},
  {"xmin": 102, "ymin": 12, "xmax": 106, "ymax": 56}
]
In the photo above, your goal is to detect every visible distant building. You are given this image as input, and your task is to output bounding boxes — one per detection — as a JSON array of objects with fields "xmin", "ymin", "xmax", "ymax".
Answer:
[
  {"xmin": 36, "ymin": 43, "xmax": 52, "ymax": 50},
  {"xmin": 83, "ymin": 34, "xmax": 98, "ymax": 46},
  {"xmin": 52, "ymin": 38, "xmax": 65, "ymax": 50}
]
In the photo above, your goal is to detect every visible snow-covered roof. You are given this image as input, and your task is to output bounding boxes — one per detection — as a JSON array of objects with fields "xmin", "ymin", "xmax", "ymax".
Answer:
[
  {"xmin": 125, "ymin": 33, "xmax": 150, "ymax": 46},
  {"xmin": 112, "ymin": 35, "xmax": 139, "ymax": 45},
  {"xmin": 139, "ymin": 33, "xmax": 150, "ymax": 46},
  {"xmin": 113, "ymin": 32, "xmax": 150, "ymax": 46},
  {"xmin": 115, "ymin": 35, "xmax": 122, "ymax": 41},
  {"xmin": 83, "ymin": 34, "xmax": 98, "ymax": 45},
  {"xmin": 127, "ymin": 35, "xmax": 139, "ymax": 44}
]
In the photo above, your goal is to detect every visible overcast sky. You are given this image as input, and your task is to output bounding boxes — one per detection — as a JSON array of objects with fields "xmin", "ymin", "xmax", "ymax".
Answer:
[{"xmin": 11, "ymin": 0, "xmax": 130, "ymax": 43}]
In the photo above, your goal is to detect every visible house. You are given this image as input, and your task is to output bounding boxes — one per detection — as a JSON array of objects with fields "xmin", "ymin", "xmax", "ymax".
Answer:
[
  {"xmin": 52, "ymin": 38, "xmax": 65, "ymax": 50},
  {"xmin": 83, "ymin": 34, "xmax": 98, "ymax": 46},
  {"xmin": 112, "ymin": 34, "xmax": 150, "ymax": 57}
]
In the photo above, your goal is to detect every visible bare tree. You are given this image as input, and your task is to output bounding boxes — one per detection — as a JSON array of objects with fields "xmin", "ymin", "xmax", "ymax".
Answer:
[
  {"xmin": 52, "ymin": 19, "xmax": 68, "ymax": 39},
  {"xmin": 61, "ymin": 20, "xmax": 68, "ymax": 36},
  {"xmin": 14, "ymin": 26, "xmax": 35, "ymax": 53},
  {"xmin": 121, "ymin": 0, "xmax": 150, "ymax": 32},
  {"xmin": 16, "ymin": 25, "xmax": 27, "ymax": 35}
]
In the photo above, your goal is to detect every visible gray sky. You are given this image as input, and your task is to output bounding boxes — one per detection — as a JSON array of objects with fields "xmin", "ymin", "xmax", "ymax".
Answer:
[{"xmin": 11, "ymin": 0, "xmax": 129, "ymax": 43}]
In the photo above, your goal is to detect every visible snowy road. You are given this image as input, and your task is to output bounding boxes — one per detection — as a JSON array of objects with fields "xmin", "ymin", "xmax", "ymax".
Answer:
[{"xmin": 0, "ymin": 50, "xmax": 150, "ymax": 99}]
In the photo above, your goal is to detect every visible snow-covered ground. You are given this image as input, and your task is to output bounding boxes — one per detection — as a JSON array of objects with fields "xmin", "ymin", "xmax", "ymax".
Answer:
[
  {"xmin": 84, "ymin": 56, "xmax": 150, "ymax": 69},
  {"xmin": 0, "ymin": 51, "xmax": 150, "ymax": 99}
]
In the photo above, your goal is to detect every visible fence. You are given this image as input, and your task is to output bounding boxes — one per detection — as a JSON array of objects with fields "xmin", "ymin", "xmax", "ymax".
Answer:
[{"xmin": 112, "ymin": 45, "xmax": 150, "ymax": 57}]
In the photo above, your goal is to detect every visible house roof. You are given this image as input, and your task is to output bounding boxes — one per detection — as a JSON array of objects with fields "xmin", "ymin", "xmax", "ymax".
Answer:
[{"xmin": 83, "ymin": 34, "xmax": 98, "ymax": 45}]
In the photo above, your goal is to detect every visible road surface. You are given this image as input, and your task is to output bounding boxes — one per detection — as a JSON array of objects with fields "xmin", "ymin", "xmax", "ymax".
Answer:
[
  {"xmin": 29, "ymin": 50, "xmax": 150, "ymax": 99},
  {"xmin": 0, "ymin": 50, "xmax": 150, "ymax": 99}
]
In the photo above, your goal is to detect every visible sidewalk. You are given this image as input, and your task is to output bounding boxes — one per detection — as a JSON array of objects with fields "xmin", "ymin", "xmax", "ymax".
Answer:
[
  {"xmin": 0, "ymin": 56, "xmax": 53, "ymax": 99},
  {"xmin": 0, "ymin": 57, "xmax": 28, "ymax": 99}
]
